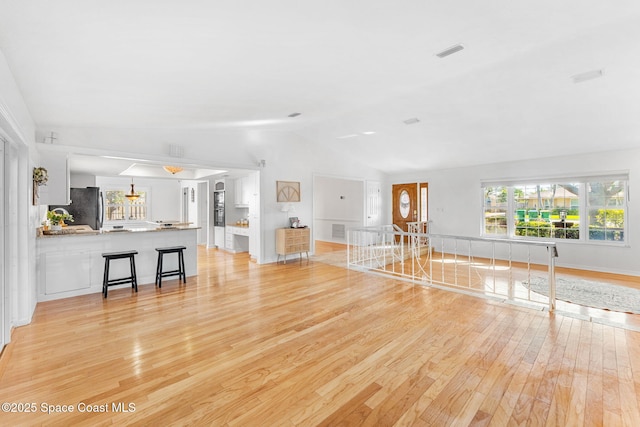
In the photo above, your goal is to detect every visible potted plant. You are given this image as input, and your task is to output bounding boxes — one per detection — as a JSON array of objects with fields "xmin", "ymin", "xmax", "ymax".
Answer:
[{"xmin": 46, "ymin": 210, "xmax": 74, "ymax": 231}]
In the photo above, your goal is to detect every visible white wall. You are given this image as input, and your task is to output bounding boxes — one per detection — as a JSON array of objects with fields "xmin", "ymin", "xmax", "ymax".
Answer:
[
  {"xmin": 70, "ymin": 173, "xmax": 97, "ymax": 188},
  {"xmin": 313, "ymin": 175, "xmax": 364, "ymax": 243},
  {"xmin": 388, "ymin": 148, "xmax": 640, "ymax": 276}
]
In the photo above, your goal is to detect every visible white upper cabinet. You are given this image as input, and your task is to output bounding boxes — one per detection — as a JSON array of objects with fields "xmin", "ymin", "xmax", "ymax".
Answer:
[
  {"xmin": 38, "ymin": 149, "xmax": 70, "ymax": 205},
  {"xmin": 234, "ymin": 175, "xmax": 254, "ymax": 208}
]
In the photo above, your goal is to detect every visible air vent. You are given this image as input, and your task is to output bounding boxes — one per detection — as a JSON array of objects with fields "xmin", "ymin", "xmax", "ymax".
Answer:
[
  {"xmin": 436, "ymin": 44, "xmax": 464, "ymax": 58},
  {"xmin": 332, "ymin": 224, "xmax": 346, "ymax": 239},
  {"xmin": 571, "ymin": 69, "xmax": 604, "ymax": 84},
  {"xmin": 288, "ymin": 112, "xmax": 301, "ymax": 118},
  {"xmin": 403, "ymin": 117, "xmax": 420, "ymax": 125}
]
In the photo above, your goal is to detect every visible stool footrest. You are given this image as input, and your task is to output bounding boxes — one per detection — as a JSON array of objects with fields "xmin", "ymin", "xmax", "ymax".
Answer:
[{"xmin": 106, "ymin": 277, "xmax": 137, "ymax": 286}]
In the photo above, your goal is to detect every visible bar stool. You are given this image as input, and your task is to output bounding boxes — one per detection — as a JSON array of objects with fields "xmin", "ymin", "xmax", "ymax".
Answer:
[
  {"xmin": 102, "ymin": 250, "xmax": 138, "ymax": 298},
  {"xmin": 155, "ymin": 246, "xmax": 187, "ymax": 288}
]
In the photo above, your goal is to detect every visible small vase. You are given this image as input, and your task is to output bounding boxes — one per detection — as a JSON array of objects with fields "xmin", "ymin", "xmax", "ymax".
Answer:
[{"xmin": 51, "ymin": 224, "xmax": 62, "ymax": 231}]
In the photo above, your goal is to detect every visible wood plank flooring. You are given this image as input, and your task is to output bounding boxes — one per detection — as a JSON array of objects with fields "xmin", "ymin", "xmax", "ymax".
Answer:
[{"xmin": 1, "ymin": 246, "xmax": 640, "ymax": 426}]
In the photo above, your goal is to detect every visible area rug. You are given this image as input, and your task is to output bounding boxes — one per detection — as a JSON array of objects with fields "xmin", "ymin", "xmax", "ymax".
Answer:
[
  {"xmin": 311, "ymin": 250, "xmax": 348, "ymax": 268},
  {"xmin": 523, "ymin": 276, "xmax": 640, "ymax": 314}
]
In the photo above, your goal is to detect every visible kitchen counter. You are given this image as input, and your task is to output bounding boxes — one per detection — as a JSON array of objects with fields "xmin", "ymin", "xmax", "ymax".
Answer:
[
  {"xmin": 37, "ymin": 226, "xmax": 198, "ymax": 301},
  {"xmin": 38, "ymin": 225, "xmax": 200, "ymax": 238},
  {"xmin": 225, "ymin": 224, "xmax": 250, "ymax": 252}
]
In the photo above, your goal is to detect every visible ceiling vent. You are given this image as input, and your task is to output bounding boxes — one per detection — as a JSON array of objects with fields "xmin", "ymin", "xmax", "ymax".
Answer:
[
  {"xmin": 571, "ymin": 69, "xmax": 604, "ymax": 84},
  {"xmin": 288, "ymin": 112, "xmax": 301, "ymax": 118},
  {"xmin": 403, "ymin": 117, "xmax": 420, "ymax": 125},
  {"xmin": 436, "ymin": 44, "xmax": 464, "ymax": 58}
]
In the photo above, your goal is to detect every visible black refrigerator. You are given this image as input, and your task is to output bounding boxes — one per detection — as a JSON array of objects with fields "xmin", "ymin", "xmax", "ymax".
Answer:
[{"xmin": 49, "ymin": 187, "xmax": 104, "ymax": 230}]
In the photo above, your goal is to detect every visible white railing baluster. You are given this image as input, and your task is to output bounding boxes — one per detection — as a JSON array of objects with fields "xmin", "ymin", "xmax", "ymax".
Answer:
[
  {"xmin": 468, "ymin": 240, "xmax": 472, "ymax": 290},
  {"xmin": 548, "ymin": 245, "xmax": 557, "ymax": 312},
  {"xmin": 508, "ymin": 243, "xmax": 514, "ymax": 300},
  {"xmin": 346, "ymin": 224, "xmax": 557, "ymax": 313},
  {"xmin": 491, "ymin": 242, "xmax": 496, "ymax": 294}
]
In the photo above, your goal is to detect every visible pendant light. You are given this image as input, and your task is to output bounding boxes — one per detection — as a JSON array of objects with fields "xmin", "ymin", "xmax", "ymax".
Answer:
[{"xmin": 125, "ymin": 178, "xmax": 140, "ymax": 201}]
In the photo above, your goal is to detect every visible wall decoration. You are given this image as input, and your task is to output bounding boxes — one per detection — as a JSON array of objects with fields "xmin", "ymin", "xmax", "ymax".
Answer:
[
  {"xmin": 32, "ymin": 166, "xmax": 48, "ymax": 205},
  {"xmin": 276, "ymin": 181, "xmax": 300, "ymax": 202}
]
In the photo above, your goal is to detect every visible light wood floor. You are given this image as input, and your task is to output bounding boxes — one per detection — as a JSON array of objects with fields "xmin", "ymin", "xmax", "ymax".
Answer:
[{"xmin": 1, "ymin": 246, "xmax": 640, "ymax": 426}]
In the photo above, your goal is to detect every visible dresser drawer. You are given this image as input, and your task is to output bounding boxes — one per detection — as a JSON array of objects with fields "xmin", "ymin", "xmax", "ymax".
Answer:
[{"xmin": 276, "ymin": 227, "xmax": 310, "ymax": 259}]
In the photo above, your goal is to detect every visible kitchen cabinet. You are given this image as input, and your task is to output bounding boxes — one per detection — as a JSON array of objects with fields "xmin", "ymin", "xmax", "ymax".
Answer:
[
  {"xmin": 37, "ymin": 149, "xmax": 70, "ymax": 205},
  {"xmin": 225, "ymin": 225, "xmax": 249, "ymax": 252},
  {"xmin": 41, "ymin": 250, "xmax": 93, "ymax": 295},
  {"xmin": 36, "ymin": 227, "xmax": 198, "ymax": 301},
  {"xmin": 234, "ymin": 175, "xmax": 254, "ymax": 207},
  {"xmin": 276, "ymin": 227, "xmax": 310, "ymax": 264},
  {"xmin": 214, "ymin": 226, "xmax": 225, "ymax": 249}
]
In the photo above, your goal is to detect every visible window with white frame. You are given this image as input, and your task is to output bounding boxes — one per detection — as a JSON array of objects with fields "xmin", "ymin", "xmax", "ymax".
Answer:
[
  {"xmin": 482, "ymin": 175, "xmax": 628, "ymax": 244},
  {"xmin": 587, "ymin": 180, "xmax": 626, "ymax": 242},
  {"xmin": 104, "ymin": 189, "xmax": 148, "ymax": 221}
]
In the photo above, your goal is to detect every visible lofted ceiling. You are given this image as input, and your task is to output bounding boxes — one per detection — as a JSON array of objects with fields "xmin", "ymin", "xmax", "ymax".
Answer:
[{"xmin": 1, "ymin": 1, "xmax": 640, "ymax": 174}]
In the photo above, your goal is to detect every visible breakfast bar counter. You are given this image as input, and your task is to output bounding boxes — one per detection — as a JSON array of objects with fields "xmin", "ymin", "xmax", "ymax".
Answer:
[{"xmin": 37, "ymin": 226, "xmax": 199, "ymax": 301}]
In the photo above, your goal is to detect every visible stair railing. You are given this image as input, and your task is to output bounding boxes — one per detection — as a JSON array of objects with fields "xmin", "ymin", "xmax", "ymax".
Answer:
[{"xmin": 347, "ymin": 225, "xmax": 558, "ymax": 312}]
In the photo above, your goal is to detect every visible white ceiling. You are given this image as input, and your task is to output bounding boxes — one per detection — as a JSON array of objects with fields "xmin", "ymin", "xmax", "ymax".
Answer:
[
  {"xmin": 68, "ymin": 154, "xmax": 229, "ymax": 180},
  {"xmin": 1, "ymin": 1, "xmax": 640, "ymax": 174}
]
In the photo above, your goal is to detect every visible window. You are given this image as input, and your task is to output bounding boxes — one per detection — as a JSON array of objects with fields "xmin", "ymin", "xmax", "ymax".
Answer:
[
  {"xmin": 483, "ymin": 186, "xmax": 508, "ymax": 236},
  {"xmin": 482, "ymin": 175, "xmax": 628, "ymax": 244},
  {"xmin": 587, "ymin": 180, "xmax": 626, "ymax": 242},
  {"xmin": 105, "ymin": 189, "xmax": 147, "ymax": 221},
  {"xmin": 514, "ymin": 183, "xmax": 580, "ymax": 240}
]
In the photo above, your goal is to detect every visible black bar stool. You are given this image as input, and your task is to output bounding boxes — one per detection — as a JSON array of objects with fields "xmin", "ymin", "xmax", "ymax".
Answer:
[
  {"xmin": 155, "ymin": 246, "xmax": 187, "ymax": 288},
  {"xmin": 102, "ymin": 250, "xmax": 138, "ymax": 298}
]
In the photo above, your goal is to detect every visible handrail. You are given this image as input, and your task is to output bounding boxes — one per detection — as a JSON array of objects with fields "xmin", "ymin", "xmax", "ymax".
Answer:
[
  {"xmin": 347, "ymin": 225, "xmax": 558, "ymax": 312},
  {"xmin": 349, "ymin": 226, "xmax": 557, "ymax": 250}
]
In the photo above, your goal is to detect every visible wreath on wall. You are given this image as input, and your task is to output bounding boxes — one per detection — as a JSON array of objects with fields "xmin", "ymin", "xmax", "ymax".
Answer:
[
  {"xmin": 33, "ymin": 166, "xmax": 48, "ymax": 205},
  {"xmin": 33, "ymin": 167, "xmax": 48, "ymax": 186}
]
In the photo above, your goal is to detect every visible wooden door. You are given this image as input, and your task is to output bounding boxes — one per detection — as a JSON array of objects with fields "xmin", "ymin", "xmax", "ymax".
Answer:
[{"xmin": 392, "ymin": 183, "xmax": 418, "ymax": 233}]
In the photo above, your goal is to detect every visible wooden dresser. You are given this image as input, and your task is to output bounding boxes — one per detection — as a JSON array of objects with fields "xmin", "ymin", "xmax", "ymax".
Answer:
[{"xmin": 276, "ymin": 227, "xmax": 310, "ymax": 264}]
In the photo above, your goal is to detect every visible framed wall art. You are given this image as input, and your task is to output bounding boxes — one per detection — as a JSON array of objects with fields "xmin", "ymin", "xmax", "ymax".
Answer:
[{"xmin": 276, "ymin": 181, "xmax": 300, "ymax": 202}]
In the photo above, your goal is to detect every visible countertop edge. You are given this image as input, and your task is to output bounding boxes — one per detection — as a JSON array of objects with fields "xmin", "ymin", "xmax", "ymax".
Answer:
[{"xmin": 37, "ymin": 226, "xmax": 201, "ymax": 238}]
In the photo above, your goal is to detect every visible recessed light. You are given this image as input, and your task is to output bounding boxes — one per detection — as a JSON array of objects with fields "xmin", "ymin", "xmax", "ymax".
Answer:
[
  {"xmin": 403, "ymin": 117, "xmax": 420, "ymax": 125},
  {"xmin": 571, "ymin": 69, "xmax": 604, "ymax": 84},
  {"xmin": 362, "ymin": 131, "xmax": 376, "ymax": 135},
  {"xmin": 337, "ymin": 134, "xmax": 359, "ymax": 139},
  {"xmin": 288, "ymin": 112, "xmax": 302, "ymax": 118},
  {"xmin": 436, "ymin": 44, "xmax": 464, "ymax": 58}
]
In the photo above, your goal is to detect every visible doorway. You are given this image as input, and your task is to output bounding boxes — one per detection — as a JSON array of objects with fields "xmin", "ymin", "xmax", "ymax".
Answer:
[
  {"xmin": 197, "ymin": 181, "xmax": 209, "ymax": 246},
  {"xmin": 392, "ymin": 182, "xmax": 429, "ymax": 234},
  {"xmin": 0, "ymin": 135, "xmax": 18, "ymax": 351},
  {"xmin": 365, "ymin": 180, "xmax": 381, "ymax": 227},
  {"xmin": 392, "ymin": 183, "xmax": 418, "ymax": 232}
]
